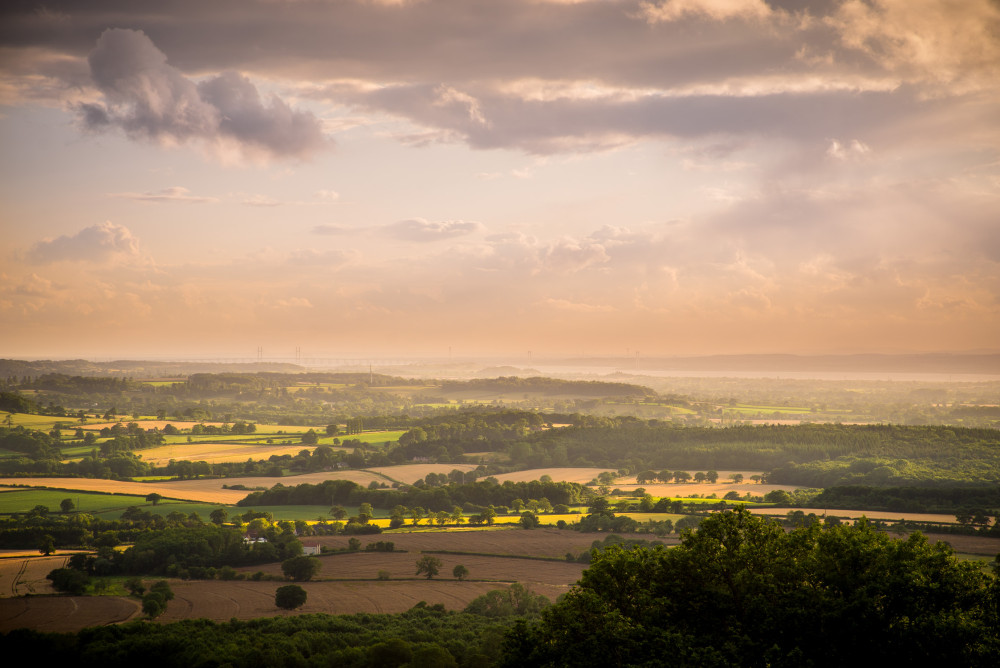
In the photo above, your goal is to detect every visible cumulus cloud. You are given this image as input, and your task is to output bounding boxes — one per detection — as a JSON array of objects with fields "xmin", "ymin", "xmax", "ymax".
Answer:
[
  {"xmin": 383, "ymin": 218, "xmax": 485, "ymax": 242},
  {"xmin": 77, "ymin": 28, "xmax": 328, "ymax": 160},
  {"xmin": 109, "ymin": 186, "xmax": 218, "ymax": 204},
  {"xmin": 26, "ymin": 222, "xmax": 141, "ymax": 264}
]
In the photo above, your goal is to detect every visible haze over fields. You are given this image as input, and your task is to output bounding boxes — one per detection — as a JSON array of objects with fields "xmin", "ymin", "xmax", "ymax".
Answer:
[{"xmin": 2, "ymin": 1, "xmax": 998, "ymax": 360}]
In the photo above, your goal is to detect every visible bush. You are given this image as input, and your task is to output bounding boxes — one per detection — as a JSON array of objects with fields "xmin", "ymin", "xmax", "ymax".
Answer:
[
  {"xmin": 46, "ymin": 568, "xmax": 89, "ymax": 595},
  {"xmin": 275, "ymin": 584, "xmax": 307, "ymax": 610}
]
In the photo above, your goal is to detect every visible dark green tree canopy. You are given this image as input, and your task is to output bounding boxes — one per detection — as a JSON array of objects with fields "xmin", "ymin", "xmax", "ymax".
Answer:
[
  {"xmin": 504, "ymin": 508, "xmax": 999, "ymax": 667},
  {"xmin": 274, "ymin": 584, "xmax": 307, "ymax": 610},
  {"xmin": 281, "ymin": 555, "xmax": 320, "ymax": 582}
]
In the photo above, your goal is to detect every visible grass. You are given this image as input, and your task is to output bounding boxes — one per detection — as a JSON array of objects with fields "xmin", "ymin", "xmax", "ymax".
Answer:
[
  {"xmin": 0, "ymin": 412, "xmax": 68, "ymax": 430},
  {"xmin": 0, "ymin": 488, "xmax": 219, "ymax": 517}
]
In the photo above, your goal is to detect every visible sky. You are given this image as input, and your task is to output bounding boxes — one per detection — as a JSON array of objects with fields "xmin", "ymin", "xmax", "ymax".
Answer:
[{"xmin": 1, "ymin": 0, "xmax": 998, "ymax": 360}]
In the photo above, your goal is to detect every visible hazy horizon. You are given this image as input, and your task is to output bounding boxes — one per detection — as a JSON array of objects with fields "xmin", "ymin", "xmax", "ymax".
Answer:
[{"xmin": 3, "ymin": 1, "xmax": 998, "ymax": 359}]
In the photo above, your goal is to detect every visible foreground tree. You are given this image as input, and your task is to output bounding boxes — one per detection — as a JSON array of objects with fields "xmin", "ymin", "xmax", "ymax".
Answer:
[
  {"xmin": 275, "ymin": 584, "xmax": 307, "ymax": 610},
  {"xmin": 502, "ymin": 508, "xmax": 999, "ymax": 667}
]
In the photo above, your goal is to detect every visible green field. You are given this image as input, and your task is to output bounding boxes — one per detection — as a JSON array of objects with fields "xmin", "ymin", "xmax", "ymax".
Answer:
[
  {"xmin": 0, "ymin": 411, "xmax": 69, "ymax": 430},
  {"xmin": 0, "ymin": 488, "xmax": 219, "ymax": 517}
]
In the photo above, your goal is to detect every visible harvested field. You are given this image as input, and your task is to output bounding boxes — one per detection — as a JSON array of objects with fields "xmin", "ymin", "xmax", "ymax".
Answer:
[
  {"xmin": 489, "ymin": 468, "xmax": 615, "ymax": 484},
  {"xmin": 366, "ymin": 463, "xmax": 478, "ymax": 484},
  {"xmin": 0, "ymin": 554, "xmax": 68, "ymax": 598},
  {"xmin": 619, "ymin": 481, "xmax": 798, "ymax": 498},
  {"xmin": 0, "ymin": 470, "xmax": 388, "ymax": 504},
  {"xmin": 244, "ymin": 552, "xmax": 585, "ymax": 596},
  {"xmin": 750, "ymin": 507, "xmax": 959, "ymax": 524},
  {"xmin": 135, "ymin": 442, "xmax": 320, "ymax": 467},
  {"xmin": 80, "ymin": 421, "xmax": 315, "ymax": 433},
  {"xmin": 0, "ymin": 595, "xmax": 140, "ymax": 633},
  {"xmin": 921, "ymin": 533, "xmax": 1000, "ymax": 557},
  {"xmin": 313, "ymin": 527, "xmax": 678, "ymax": 558}
]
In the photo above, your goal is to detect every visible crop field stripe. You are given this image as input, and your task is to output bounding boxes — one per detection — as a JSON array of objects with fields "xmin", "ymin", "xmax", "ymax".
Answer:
[{"xmin": 419, "ymin": 550, "xmax": 568, "ymax": 562}]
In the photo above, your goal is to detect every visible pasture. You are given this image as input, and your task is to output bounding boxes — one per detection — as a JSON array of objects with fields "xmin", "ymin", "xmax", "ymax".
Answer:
[{"xmin": 0, "ymin": 487, "xmax": 225, "ymax": 519}]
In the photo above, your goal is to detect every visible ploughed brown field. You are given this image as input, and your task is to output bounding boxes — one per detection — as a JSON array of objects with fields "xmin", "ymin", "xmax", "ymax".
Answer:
[{"xmin": 0, "ymin": 528, "xmax": 660, "ymax": 632}]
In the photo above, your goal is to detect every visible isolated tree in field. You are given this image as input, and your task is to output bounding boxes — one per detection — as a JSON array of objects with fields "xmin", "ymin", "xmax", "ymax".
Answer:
[
  {"xmin": 282, "ymin": 555, "xmax": 321, "ymax": 581},
  {"xmin": 275, "ymin": 584, "xmax": 307, "ymax": 610},
  {"xmin": 453, "ymin": 564, "xmax": 469, "ymax": 581},
  {"xmin": 706, "ymin": 470, "xmax": 719, "ymax": 483},
  {"xmin": 330, "ymin": 505, "xmax": 347, "ymax": 520},
  {"xmin": 730, "ymin": 473, "xmax": 744, "ymax": 484},
  {"xmin": 60, "ymin": 498, "xmax": 75, "ymax": 513},
  {"xmin": 145, "ymin": 493, "xmax": 163, "ymax": 506},
  {"xmin": 519, "ymin": 512, "xmax": 540, "ymax": 529},
  {"xmin": 38, "ymin": 534, "xmax": 55, "ymax": 555},
  {"xmin": 415, "ymin": 555, "xmax": 443, "ymax": 579},
  {"xmin": 142, "ymin": 592, "xmax": 166, "ymax": 618},
  {"xmin": 301, "ymin": 429, "xmax": 319, "ymax": 445},
  {"xmin": 210, "ymin": 507, "xmax": 228, "ymax": 525},
  {"xmin": 693, "ymin": 472, "xmax": 706, "ymax": 483}
]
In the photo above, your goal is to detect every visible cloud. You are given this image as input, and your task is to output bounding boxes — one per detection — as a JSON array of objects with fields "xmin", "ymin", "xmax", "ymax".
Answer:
[
  {"xmin": 77, "ymin": 28, "xmax": 328, "ymax": 160},
  {"xmin": 311, "ymin": 224, "xmax": 351, "ymax": 235},
  {"xmin": 109, "ymin": 186, "xmax": 218, "ymax": 204},
  {"xmin": 383, "ymin": 218, "xmax": 485, "ymax": 242},
  {"xmin": 543, "ymin": 297, "xmax": 615, "ymax": 313},
  {"xmin": 242, "ymin": 195, "xmax": 282, "ymax": 207},
  {"xmin": 638, "ymin": 0, "xmax": 774, "ymax": 24},
  {"xmin": 26, "ymin": 222, "xmax": 141, "ymax": 264},
  {"xmin": 286, "ymin": 249, "xmax": 359, "ymax": 267},
  {"xmin": 315, "ymin": 189, "xmax": 340, "ymax": 201},
  {"xmin": 542, "ymin": 239, "xmax": 611, "ymax": 273}
]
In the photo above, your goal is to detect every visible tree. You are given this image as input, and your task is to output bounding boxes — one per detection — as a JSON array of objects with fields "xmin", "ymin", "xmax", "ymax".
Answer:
[
  {"xmin": 330, "ymin": 505, "xmax": 347, "ymax": 520},
  {"xmin": 142, "ymin": 592, "xmax": 166, "ymax": 618},
  {"xmin": 706, "ymin": 470, "xmax": 719, "ymax": 483},
  {"xmin": 210, "ymin": 507, "xmax": 228, "ymax": 525},
  {"xmin": 729, "ymin": 473, "xmax": 744, "ymax": 484},
  {"xmin": 47, "ymin": 568, "xmax": 89, "ymax": 595},
  {"xmin": 415, "ymin": 555, "xmax": 443, "ymax": 579},
  {"xmin": 520, "ymin": 511, "xmax": 540, "ymax": 529},
  {"xmin": 60, "ymin": 498, "xmax": 75, "ymax": 513},
  {"xmin": 38, "ymin": 534, "xmax": 55, "ymax": 555},
  {"xmin": 275, "ymin": 584, "xmax": 307, "ymax": 610},
  {"xmin": 281, "ymin": 555, "xmax": 321, "ymax": 581},
  {"xmin": 503, "ymin": 508, "xmax": 998, "ymax": 667},
  {"xmin": 453, "ymin": 564, "xmax": 469, "ymax": 581},
  {"xmin": 301, "ymin": 429, "xmax": 319, "ymax": 445},
  {"xmin": 145, "ymin": 493, "xmax": 163, "ymax": 506}
]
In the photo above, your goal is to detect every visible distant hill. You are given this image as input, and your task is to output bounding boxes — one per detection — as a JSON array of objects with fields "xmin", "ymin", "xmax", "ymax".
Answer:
[
  {"xmin": 0, "ymin": 359, "xmax": 305, "ymax": 379},
  {"xmin": 550, "ymin": 353, "xmax": 1000, "ymax": 375}
]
